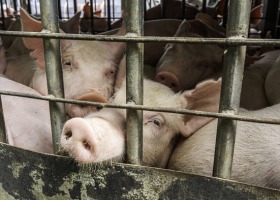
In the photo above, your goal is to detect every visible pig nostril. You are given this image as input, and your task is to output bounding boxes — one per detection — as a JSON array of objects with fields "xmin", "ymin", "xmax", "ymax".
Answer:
[
  {"xmin": 83, "ymin": 140, "xmax": 91, "ymax": 150},
  {"xmin": 159, "ymin": 76, "xmax": 165, "ymax": 81},
  {"xmin": 65, "ymin": 131, "xmax": 72, "ymax": 140}
]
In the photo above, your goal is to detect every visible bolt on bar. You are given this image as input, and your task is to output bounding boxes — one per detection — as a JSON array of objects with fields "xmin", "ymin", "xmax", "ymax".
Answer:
[
  {"xmin": 213, "ymin": 0, "xmax": 251, "ymax": 179},
  {"xmin": 40, "ymin": 0, "xmax": 66, "ymax": 154},
  {"xmin": 126, "ymin": 0, "xmax": 144, "ymax": 165}
]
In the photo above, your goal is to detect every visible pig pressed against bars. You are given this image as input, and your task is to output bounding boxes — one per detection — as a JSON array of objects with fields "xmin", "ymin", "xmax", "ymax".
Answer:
[
  {"xmin": 18, "ymin": 8, "xmax": 126, "ymax": 117},
  {"xmin": 2, "ymin": 10, "xmax": 82, "ymax": 87},
  {"xmin": 60, "ymin": 78, "xmax": 201, "ymax": 167},
  {"xmin": 168, "ymin": 104, "xmax": 280, "ymax": 189},
  {"xmin": 0, "ymin": 75, "xmax": 52, "ymax": 153},
  {"xmin": 155, "ymin": 16, "xmax": 280, "ymax": 110}
]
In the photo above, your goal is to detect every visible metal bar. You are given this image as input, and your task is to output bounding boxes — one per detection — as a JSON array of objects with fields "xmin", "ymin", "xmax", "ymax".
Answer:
[
  {"xmin": 90, "ymin": 0, "xmax": 94, "ymax": 33},
  {"xmin": 74, "ymin": 0, "xmax": 77, "ymax": 14},
  {"xmin": 13, "ymin": 0, "xmax": 17, "ymax": 12},
  {"xmin": 202, "ymin": 0, "xmax": 206, "ymax": 13},
  {"xmin": 0, "ymin": 96, "xmax": 7, "ymax": 143},
  {"xmin": 2, "ymin": 30, "xmax": 280, "ymax": 46},
  {"xmin": 161, "ymin": 0, "xmax": 166, "ymax": 18},
  {"xmin": 213, "ymin": 0, "xmax": 252, "ymax": 179},
  {"xmin": 40, "ymin": 0, "xmax": 66, "ymax": 154},
  {"xmin": 2, "ymin": 89, "xmax": 280, "ymax": 126},
  {"xmin": 107, "ymin": 0, "xmax": 111, "ymax": 30},
  {"xmin": 66, "ymin": 0, "xmax": 69, "ymax": 18},
  {"xmin": 181, "ymin": 0, "xmax": 185, "ymax": 20},
  {"xmin": 0, "ymin": 0, "xmax": 5, "ymax": 30},
  {"xmin": 58, "ymin": 0, "xmax": 62, "ymax": 19},
  {"xmin": 27, "ymin": 0, "xmax": 31, "ymax": 13},
  {"xmin": 222, "ymin": 0, "xmax": 229, "ymax": 27},
  {"xmin": 126, "ymin": 0, "xmax": 144, "ymax": 165}
]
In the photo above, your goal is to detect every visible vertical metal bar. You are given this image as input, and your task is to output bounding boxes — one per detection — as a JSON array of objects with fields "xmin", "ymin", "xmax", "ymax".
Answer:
[
  {"xmin": 13, "ymin": 0, "xmax": 17, "ymax": 12},
  {"xmin": 0, "ymin": 0, "xmax": 5, "ymax": 30},
  {"xmin": 126, "ymin": 0, "xmax": 144, "ymax": 165},
  {"xmin": 144, "ymin": 0, "xmax": 147, "ymax": 21},
  {"xmin": 90, "ymin": 0, "xmax": 94, "ymax": 33},
  {"xmin": 202, "ymin": 0, "xmax": 206, "ymax": 13},
  {"xmin": 0, "ymin": 96, "xmax": 7, "ymax": 143},
  {"xmin": 58, "ymin": 0, "xmax": 62, "ymax": 19},
  {"xmin": 40, "ymin": 0, "xmax": 66, "ymax": 154},
  {"xmin": 222, "ymin": 0, "xmax": 229, "ymax": 28},
  {"xmin": 74, "ymin": 0, "xmax": 77, "ymax": 14},
  {"xmin": 107, "ymin": 0, "xmax": 111, "ymax": 30},
  {"xmin": 212, "ymin": 0, "xmax": 251, "ymax": 179},
  {"xmin": 66, "ymin": 0, "xmax": 69, "ymax": 18},
  {"xmin": 27, "ymin": 0, "xmax": 31, "ymax": 13},
  {"xmin": 161, "ymin": 0, "xmax": 166, "ymax": 18},
  {"xmin": 181, "ymin": 0, "xmax": 185, "ymax": 19}
]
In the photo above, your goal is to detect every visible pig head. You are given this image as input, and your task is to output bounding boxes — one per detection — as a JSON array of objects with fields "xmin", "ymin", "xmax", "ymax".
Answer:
[
  {"xmin": 156, "ymin": 16, "xmax": 225, "ymax": 92},
  {"xmin": 60, "ymin": 78, "xmax": 215, "ymax": 168},
  {"xmin": 19, "ymin": 8, "xmax": 126, "ymax": 117}
]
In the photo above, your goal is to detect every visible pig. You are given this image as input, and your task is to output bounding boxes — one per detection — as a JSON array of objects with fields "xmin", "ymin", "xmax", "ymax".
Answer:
[
  {"xmin": 265, "ymin": 55, "xmax": 280, "ymax": 105},
  {"xmin": 155, "ymin": 18, "xmax": 225, "ymax": 92},
  {"xmin": 2, "ymin": 10, "xmax": 82, "ymax": 86},
  {"xmin": 155, "ymin": 18, "xmax": 280, "ymax": 110},
  {"xmin": 0, "ymin": 75, "xmax": 52, "ymax": 153},
  {"xmin": 60, "ymin": 78, "xmax": 198, "ymax": 167},
  {"xmin": 10, "ymin": 8, "xmax": 126, "ymax": 118},
  {"xmin": 167, "ymin": 78, "xmax": 280, "ymax": 189}
]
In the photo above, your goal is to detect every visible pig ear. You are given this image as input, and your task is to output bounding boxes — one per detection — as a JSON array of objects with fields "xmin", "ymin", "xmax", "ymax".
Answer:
[
  {"xmin": 174, "ymin": 20, "xmax": 192, "ymax": 36},
  {"xmin": 195, "ymin": 12, "xmax": 225, "ymax": 35},
  {"xmin": 179, "ymin": 78, "xmax": 222, "ymax": 137},
  {"xmin": 20, "ymin": 8, "xmax": 45, "ymax": 69},
  {"xmin": 214, "ymin": 0, "xmax": 225, "ymax": 17},
  {"xmin": 250, "ymin": 4, "xmax": 263, "ymax": 28},
  {"xmin": 105, "ymin": 11, "xmax": 127, "ymax": 62},
  {"xmin": 59, "ymin": 11, "xmax": 81, "ymax": 34}
]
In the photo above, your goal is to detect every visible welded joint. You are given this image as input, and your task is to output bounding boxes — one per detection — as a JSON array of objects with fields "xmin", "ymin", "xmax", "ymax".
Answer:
[
  {"xmin": 41, "ymin": 29, "xmax": 52, "ymax": 34},
  {"xmin": 125, "ymin": 33, "xmax": 138, "ymax": 37}
]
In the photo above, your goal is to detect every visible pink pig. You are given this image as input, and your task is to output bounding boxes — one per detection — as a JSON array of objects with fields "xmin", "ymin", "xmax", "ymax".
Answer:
[
  {"xmin": 60, "ymin": 78, "xmax": 221, "ymax": 167},
  {"xmin": 17, "ymin": 8, "xmax": 126, "ymax": 118},
  {"xmin": 0, "ymin": 75, "xmax": 52, "ymax": 153}
]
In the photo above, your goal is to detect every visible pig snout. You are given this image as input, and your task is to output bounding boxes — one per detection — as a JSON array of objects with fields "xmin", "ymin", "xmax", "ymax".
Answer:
[
  {"xmin": 60, "ymin": 117, "xmax": 125, "ymax": 163},
  {"xmin": 66, "ymin": 92, "xmax": 109, "ymax": 118},
  {"xmin": 155, "ymin": 71, "xmax": 181, "ymax": 92}
]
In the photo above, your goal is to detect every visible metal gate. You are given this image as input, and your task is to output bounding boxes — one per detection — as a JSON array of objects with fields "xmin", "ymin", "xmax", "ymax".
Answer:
[{"xmin": 0, "ymin": 0, "xmax": 280, "ymax": 199}]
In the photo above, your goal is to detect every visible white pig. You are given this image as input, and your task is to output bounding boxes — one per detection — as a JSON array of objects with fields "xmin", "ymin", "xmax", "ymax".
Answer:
[
  {"xmin": 60, "ymin": 78, "xmax": 203, "ymax": 167},
  {"xmin": 168, "ymin": 78, "xmax": 280, "ymax": 189},
  {"xmin": 16, "ymin": 8, "xmax": 126, "ymax": 118},
  {"xmin": 0, "ymin": 75, "xmax": 52, "ymax": 153}
]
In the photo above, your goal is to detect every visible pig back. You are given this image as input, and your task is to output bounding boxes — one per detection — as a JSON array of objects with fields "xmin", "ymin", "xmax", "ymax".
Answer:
[{"xmin": 168, "ymin": 104, "xmax": 280, "ymax": 189}]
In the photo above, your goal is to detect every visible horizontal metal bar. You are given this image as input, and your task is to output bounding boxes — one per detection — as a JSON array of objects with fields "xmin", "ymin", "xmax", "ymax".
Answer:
[
  {"xmin": 0, "ymin": 30, "xmax": 280, "ymax": 46},
  {"xmin": 1, "ymin": 90, "xmax": 280, "ymax": 125}
]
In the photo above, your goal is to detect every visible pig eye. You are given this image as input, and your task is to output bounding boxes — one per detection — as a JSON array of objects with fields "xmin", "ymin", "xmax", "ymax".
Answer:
[
  {"xmin": 63, "ymin": 60, "xmax": 72, "ymax": 71},
  {"xmin": 153, "ymin": 119, "xmax": 161, "ymax": 126}
]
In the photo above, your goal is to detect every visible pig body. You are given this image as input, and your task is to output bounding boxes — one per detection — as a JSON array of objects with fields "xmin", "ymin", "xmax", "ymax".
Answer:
[
  {"xmin": 8, "ymin": 8, "xmax": 126, "ymax": 118},
  {"xmin": 0, "ymin": 75, "xmax": 52, "ymax": 153},
  {"xmin": 168, "ymin": 104, "xmax": 280, "ymax": 189},
  {"xmin": 61, "ymin": 78, "xmax": 193, "ymax": 167},
  {"xmin": 265, "ymin": 55, "xmax": 280, "ymax": 105},
  {"xmin": 155, "ymin": 19, "xmax": 279, "ymax": 110}
]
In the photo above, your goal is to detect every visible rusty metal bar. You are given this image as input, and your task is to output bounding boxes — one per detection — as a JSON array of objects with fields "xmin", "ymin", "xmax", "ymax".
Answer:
[
  {"xmin": 40, "ymin": 0, "xmax": 66, "ymax": 154},
  {"xmin": 1, "ymin": 89, "xmax": 280, "ymax": 126},
  {"xmin": 0, "ymin": 96, "xmax": 7, "ymax": 143},
  {"xmin": 1, "ymin": 30, "xmax": 280, "ymax": 46},
  {"xmin": 126, "ymin": 0, "xmax": 144, "ymax": 165},
  {"xmin": 213, "ymin": 0, "xmax": 252, "ymax": 179}
]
